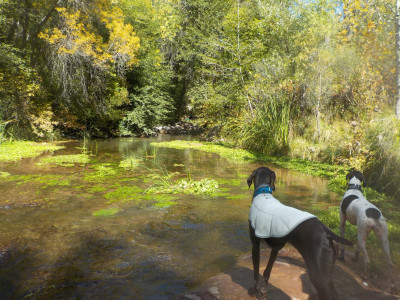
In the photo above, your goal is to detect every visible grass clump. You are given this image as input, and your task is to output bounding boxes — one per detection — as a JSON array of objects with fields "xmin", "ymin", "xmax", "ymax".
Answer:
[
  {"xmin": 40, "ymin": 154, "xmax": 90, "ymax": 166},
  {"xmin": 0, "ymin": 141, "xmax": 64, "ymax": 162},
  {"xmin": 92, "ymin": 208, "xmax": 119, "ymax": 217}
]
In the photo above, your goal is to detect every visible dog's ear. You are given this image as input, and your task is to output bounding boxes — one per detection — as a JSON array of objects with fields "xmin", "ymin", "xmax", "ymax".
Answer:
[
  {"xmin": 247, "ymin": 170, "xmax": 256, "ymax": 188},
  {"xmin": 270, "ymin": 171, "xmax": 276, "ymax": 190},
  {"xmin": 346, "ymin": 171, "xmax": 353, "ymax": 181}
]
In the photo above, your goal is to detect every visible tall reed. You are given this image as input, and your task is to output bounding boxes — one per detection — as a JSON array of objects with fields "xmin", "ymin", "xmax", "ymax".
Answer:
[{"xmin": 228, "ymin": 94, "xmax": 290, "ymax": 155}]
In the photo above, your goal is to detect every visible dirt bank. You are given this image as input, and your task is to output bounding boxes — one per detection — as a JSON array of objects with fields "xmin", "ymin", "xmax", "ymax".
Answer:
[{"xmin": 175, "ymin": 246, "xmax": 399, "ymax": 300}]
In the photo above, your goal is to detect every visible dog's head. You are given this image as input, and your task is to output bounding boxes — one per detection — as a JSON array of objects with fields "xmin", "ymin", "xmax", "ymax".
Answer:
[
  {"xmin": 346, "ymin": 170, "xmax": 365, "ymax": 186},
  {"xmin": 247, "ymin": 167, "xmax": 276, "ymax": 190}
]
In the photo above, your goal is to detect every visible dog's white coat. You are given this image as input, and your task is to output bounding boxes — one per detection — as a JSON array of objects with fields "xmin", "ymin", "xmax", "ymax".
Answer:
[
  {"xmin": 249, "ymin": 193, "xmax": 316, "ymax": 238},
  {"xmin": 340, "ymin": 176, "xmax": 393, "ymax": 281}
]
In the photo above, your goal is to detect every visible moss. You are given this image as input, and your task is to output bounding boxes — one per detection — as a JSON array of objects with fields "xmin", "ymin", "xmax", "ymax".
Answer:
[
  {"xmin": 0, "ymin": 141, "xmax": 64, "ymax": 162},
  {"xmin": 40, "ymin": 154, "xmax": 90, "ymax": 166},
  {"xmin": 92, "ymin": 208, "xmax": 119, "ymax": 217}
]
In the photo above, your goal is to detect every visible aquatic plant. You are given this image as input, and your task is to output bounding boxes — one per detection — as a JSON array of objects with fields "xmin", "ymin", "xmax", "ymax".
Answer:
[
  {"xmin": 147, "ymin": 178, "xmax": 219, "ymax": 195},
  {"xmin": 92, "ymin": 207, "xmax": 119, "ymax": 217},
  {"xmin": 84, "ymin": 163, "xmax": 120, "ymax": 182},
  {"xmin": 119, "ymin": 156, "xmax": 142, "ymax": 170},
  {"xmin": 0, "ymin": 141, "xmax": 64, "ymax": 162},
  {"xmin": 40, "ymin": 154, "xmax": 90, "ymax": 166}
]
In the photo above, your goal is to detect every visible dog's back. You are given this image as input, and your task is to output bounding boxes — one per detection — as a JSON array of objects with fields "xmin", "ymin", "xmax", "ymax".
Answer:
[{"xmin": 341, "ymin": 189, "xmax": 384, "ymax": 226}]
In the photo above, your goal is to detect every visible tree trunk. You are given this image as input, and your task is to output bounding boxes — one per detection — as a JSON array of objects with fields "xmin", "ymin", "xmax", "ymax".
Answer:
[{"xmin": 396, "ymin": 0, "xmax": 400, "ymax": 118}]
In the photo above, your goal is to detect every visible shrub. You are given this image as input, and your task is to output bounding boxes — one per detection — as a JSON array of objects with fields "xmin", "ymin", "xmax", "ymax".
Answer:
[{"xmin": 364, "ymin": 115, "xmax": 400, "ymax": 199}]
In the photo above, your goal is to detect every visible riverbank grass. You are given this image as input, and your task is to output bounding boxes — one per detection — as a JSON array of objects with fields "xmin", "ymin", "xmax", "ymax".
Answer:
[
  {"xmin": 151, "ymin": 140, "xmax": 347, "ymax": 180},
  {"xmin": 0, "ymin": 141, "xmax": 64, "ymax": 162}
]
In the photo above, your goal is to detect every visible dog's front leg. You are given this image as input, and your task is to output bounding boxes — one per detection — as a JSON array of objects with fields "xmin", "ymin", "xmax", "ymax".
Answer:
[
  {"xmin": 373, "ymin": 221, "xmax": 397, "ymax": 292},
  {"xmin": 249, "ymin": 225, "xmax": 262, "ymax": 297},
  {"xmin": 339, "ymin": 212, "xmax": 346, "ymax": 260}
]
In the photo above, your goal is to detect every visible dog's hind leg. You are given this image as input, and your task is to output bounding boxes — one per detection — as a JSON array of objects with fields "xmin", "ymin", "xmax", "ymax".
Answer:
[
  {"xmin": 356, "ymin": 223, "xmax": 371, "ymax": 280},
  {"xmin": 373, "ymin": 221, "xmax": 396, "ymax": 290},
  {"xmin": 293, "ymin": 221, "xmax": 339, "ymax": 300},
  {"xmin": 263, "ymin": 248, "xmax": 279, "ymax": 284}
]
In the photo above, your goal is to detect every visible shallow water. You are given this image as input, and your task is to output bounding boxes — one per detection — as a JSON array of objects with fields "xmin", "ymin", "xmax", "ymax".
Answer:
[{"xmin": 0, "ymin": 135, "xmax": 339, "ymax": 299}]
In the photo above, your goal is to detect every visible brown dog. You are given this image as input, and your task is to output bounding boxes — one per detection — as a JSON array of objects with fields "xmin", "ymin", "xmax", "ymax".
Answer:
[{"xmin": 248, "ymin": 167, "xmax": 352, "ymax": 300}]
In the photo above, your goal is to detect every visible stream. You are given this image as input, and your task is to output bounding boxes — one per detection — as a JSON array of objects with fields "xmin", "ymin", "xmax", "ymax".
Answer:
[{"xmin": 0, "ymin": 135, "xmax": 339, "ymax": 299}]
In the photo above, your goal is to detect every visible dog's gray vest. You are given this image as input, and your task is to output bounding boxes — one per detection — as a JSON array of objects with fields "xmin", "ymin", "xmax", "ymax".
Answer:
[{"xmin": 249, "ymin": 193, "xmax": 316, "ymax": 238}]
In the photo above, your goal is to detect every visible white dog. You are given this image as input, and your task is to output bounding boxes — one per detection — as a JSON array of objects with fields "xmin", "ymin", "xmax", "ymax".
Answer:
[{"xmin": 339, "ymin": 170, "xmax": 394, "ymax": 287}]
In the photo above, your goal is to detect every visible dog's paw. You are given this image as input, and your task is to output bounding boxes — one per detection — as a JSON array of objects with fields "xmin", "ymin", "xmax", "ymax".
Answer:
[
  {"xmin": 257, "ymin": 279, "xmax": 268, "ymax": 299},
  {"xmin": 248, "ymin": 285, "xmax": 257, "ymax": 296}
]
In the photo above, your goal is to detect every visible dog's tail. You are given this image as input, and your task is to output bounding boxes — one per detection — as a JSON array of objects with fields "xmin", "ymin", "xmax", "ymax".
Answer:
[{"xmin": 322, "ymin": 224, "xmax": 353, "ymax": 246}]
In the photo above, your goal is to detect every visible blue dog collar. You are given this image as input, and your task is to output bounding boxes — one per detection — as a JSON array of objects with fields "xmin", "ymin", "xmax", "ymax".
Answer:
[{"xmin": 253, "ymin": 186, "xmax": 274, "ymax": 197}]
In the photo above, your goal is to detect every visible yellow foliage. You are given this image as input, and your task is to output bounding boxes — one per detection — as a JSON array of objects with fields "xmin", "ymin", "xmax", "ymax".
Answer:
[
  {"xmin": 39, "ymin": 1, "xmax": 140, "ymax": 72},
  {"xmin": 101, "ymin": 7, "xmax": 140, "ymax": 67}
]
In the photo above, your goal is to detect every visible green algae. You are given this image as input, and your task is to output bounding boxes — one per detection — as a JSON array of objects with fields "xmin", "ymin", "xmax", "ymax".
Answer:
[
  {"xmin": 152, "ymin": 195, "xmax": 177, "ymax": 208},
  {"xmin": 4, "ymin": 174, "xmax": 70, "ymax": 187},
  {"xmin": 173, "ymin": 163, "xmax": 184, "ymax": 167},
  {"xmin": 217, "ymin": 178, "xmax": 242, "ymax": 186},
  {"xmin": 84, "ymin": 163, "xmax": 120, "ymax": 182},
  {"xmin": 0, "ymin": 141, "xmax": 64, "ymax": 162},
  {"xmin": 226, "ymin": 194, "xmax": 248, "ymax": 200},
  {"xmin": 87, "ymin": 185, "xmax": 107, "ymax": 193},
  {"xmin": 146, "ymin": 178, "xmax": 219, "ymax": 195},
  {"xmin": 39, "ymin": 154, "xmax": 90, "ymax": 166},
  {"xmin": 119, "ymin": 156, "xmax": 142, "ymax": 170},
  {"xmin": 104, "ymin": 185, "xmax": 144, "ymax": 203},
  {"xmin": 0, "ymin": 171, "xmax": 10, "ymax": 177},
  {"xmin": 92, "ymin": 207, "xmax": 119, "ymax": 217}
]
